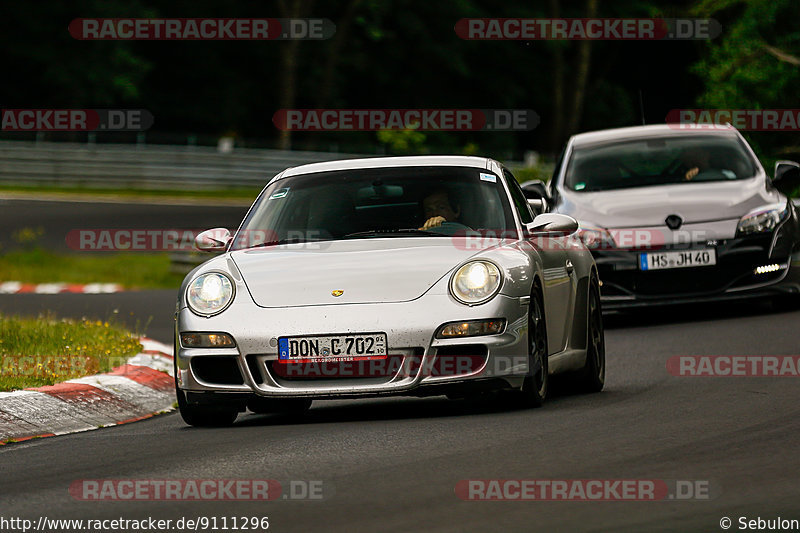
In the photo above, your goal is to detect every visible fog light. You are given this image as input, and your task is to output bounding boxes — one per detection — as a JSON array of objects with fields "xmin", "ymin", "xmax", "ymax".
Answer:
[
  {"xmin": 754, "ymin": 263, "xmax": 782, "ymax": 275},
  {"xmin": 436, "ymin": 319, "xmax": 506, "ymax": 339},
  {"xmin": 180, "ymin": 332, "xmax": 236, "ymax": 348}
]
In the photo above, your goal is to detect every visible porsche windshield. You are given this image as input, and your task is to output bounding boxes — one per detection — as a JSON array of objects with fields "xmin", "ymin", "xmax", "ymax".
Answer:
[
  {"xmin": 565, "ymin": 135, "xmax": 758, "ymax": 192},
  {"xmin": 231, "ymin": 166, "xmax": 516, "ymax": 250}
]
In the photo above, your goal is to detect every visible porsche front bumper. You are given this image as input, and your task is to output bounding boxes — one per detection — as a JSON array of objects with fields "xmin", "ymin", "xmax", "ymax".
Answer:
[{"xmin": 175, "ymin": 293, "xmax": 531, "ymax": 403}]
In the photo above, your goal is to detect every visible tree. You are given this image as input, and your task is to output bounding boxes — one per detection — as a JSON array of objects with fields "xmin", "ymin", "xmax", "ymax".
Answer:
[{"xmin": 691, "ymin": 0, "xmax": 800, "ymax": 160}]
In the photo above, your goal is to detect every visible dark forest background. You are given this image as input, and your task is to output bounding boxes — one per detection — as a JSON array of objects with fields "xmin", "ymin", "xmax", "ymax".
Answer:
[{"xmin": 1, "ymin": 0, "xmax": 798, "ymax": 166}]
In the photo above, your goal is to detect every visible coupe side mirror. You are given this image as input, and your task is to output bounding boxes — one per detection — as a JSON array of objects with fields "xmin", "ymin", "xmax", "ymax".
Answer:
[
  {"xmin": 526, "ymin": 213, "xmax": 579, "ymax": 236},
  {"xmin": 527, "ymin": 198, "xmax": 548, "ymax": 216},
  {"xmin": 195, "ymin": 228, "xmax": 231, "ymax": 252},
  {"xmin": 773, "ymin": 161, "xmax": 800, "ymax": 196},
  {"xmin": 520, "ymin": 179, "xmax": 550, "ymax": 201}
]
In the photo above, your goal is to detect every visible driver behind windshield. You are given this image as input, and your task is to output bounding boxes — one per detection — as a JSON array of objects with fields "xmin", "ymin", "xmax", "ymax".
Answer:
[
  {"xmin": 419, "ymin": 189, "xmax": 462, "ymax": 230},
  {"xmin": 680, "ymin": 147, "xmax": 712, "ymax": 181}
]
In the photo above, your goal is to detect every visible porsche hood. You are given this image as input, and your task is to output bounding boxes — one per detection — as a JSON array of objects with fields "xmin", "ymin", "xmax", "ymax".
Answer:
[{"xmin": 230, "ymin": 238, "xmax": 484, "ymax": 307}]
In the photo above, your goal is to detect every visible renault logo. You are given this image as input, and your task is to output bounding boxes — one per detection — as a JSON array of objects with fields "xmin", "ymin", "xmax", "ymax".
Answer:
[
  {"xmin": 665, "ymin": 215, "xmax": 683, "ymax": 230},
  {"xmin": 331, "ymin": 290, "xmax": 344, "ymax": 297}
]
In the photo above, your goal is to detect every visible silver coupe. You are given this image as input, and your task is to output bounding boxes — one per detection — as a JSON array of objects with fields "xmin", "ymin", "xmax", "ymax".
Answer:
[
  {"xmin": 523, "ymin": 125, "xmax": 800, "ymax": 308},
  {"xmin": 174, "ymin": 156, "xmax": 604, "ymax": 426}
]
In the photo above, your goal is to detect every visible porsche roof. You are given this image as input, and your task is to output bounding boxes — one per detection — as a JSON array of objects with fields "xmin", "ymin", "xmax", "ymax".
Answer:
[{"xmin": 277, "ymin": 155, "xmax": 494, "ymax": 179}]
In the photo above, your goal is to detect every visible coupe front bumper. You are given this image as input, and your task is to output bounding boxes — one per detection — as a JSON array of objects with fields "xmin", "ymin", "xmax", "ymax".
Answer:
[{"xmin": 595, "ymin": 232, "xmax": 800, "ymax": 309}]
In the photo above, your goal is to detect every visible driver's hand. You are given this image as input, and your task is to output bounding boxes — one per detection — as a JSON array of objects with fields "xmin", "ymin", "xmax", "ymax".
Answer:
[
  {"xmin": 684, "ymin": 167, "xmax": 699, "ymax": 181},
  {"xmin": 419, "ymin": 216, "xmax": 446, "ymax": 230}
]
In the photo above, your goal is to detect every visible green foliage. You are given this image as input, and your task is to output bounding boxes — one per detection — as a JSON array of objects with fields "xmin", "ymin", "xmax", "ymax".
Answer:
[
  {"xmin": 0, "ymin": 249, "xmax": 184, "ymax": 289},
  {"xmin": 691, "ymin": 0, "xmax": 800, "ymax": 164},
  {"xmin": 693, "ymin": 0, "xmax": 800, "ymax": 109},
  {"xmin": 0, "ymin": 0, "xmax": 795, "ymax": 162},
  {"xmin": 376, "ymin": 129, "xmax": 428, "ymax": 154},
  {"xmin": 509, "ymin": 164, "xmax": 555, "ymax": 184}
]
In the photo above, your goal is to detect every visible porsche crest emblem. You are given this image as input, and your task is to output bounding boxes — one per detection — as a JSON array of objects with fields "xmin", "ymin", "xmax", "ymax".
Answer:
[{"xmin": 331, "ymin": 290, "xmax": 344, "ymax": 297}]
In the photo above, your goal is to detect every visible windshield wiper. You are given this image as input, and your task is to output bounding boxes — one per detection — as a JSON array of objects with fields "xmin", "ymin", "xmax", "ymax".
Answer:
[
  {"xmin": 245, "ymin": 237, "xmax": 317, "ymax": 249},
  {"xmin": 343, "ymin": 228, "xmax": 439, "ymax": 238}
]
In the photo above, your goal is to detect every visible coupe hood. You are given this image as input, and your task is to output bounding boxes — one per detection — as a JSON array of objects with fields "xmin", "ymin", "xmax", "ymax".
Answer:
[
  {"xmin": 558, "ymin": 176, "xmax": 781, "ymax": 228},
  {"xmin": 230, "ymin": 238, "xmax": 482, "ymax": 307}
]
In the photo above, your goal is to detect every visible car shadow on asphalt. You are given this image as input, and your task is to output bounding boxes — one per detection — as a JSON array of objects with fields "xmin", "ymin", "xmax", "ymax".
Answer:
[
  {"xmin": 603, "ymin": 297, "xmax": 798, "ymax": 330},
  {"xmin": 226, "ymin": 377, "xmax": 619, "ymax": 429}
]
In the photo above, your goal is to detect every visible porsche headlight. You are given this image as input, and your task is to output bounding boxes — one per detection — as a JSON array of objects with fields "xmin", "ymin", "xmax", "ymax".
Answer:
[
  {"xmin": 736, "ymin": 204, "xmax": 789, "ymax": 235},
  {"xmin": 187, "ymin": 272, "xmax": 234, "ymax": 316},
  {"xmin": 450, "ymin": 261, "xmax": 502, "ymax": 305}
]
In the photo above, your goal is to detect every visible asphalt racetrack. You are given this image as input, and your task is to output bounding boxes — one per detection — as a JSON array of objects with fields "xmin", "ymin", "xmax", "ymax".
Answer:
[{"xmin": 1, "ymin": 199, "xmax": 799, "ymax": 532}]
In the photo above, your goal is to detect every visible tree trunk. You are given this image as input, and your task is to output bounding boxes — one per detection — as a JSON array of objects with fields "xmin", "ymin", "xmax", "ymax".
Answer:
[
  {"xmin": 317, "ymin": 0, "xmax": 363, "ymax": 108},
  {"xmin": 277, "ymin": 0, "xmax": 315, "ymax": 150},
  {"xmin": 565, "ymin": 0, "xmax": 598, "ymax": 137},
  {"xmin": 548, "ymin": 0, "xmax": 565, "ymax": 154}
]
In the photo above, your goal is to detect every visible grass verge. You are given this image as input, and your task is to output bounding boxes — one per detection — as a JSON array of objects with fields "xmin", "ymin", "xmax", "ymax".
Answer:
[
  {"xmin": 0, "ymin": 313, "xmax": 143, "ymax": 391},
  {"xmin": 0, "ymin": 248, "xmax": 185, "ymax": 289},
  {"xmin": 0, "ymin": 184, "xmax": 259, "ymax": 202}
]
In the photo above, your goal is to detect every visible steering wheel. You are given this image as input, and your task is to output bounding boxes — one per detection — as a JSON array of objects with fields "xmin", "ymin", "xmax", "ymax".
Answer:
[{"xmin": 428, "ymin": 221, "xmax": 472, "ymax": 236}]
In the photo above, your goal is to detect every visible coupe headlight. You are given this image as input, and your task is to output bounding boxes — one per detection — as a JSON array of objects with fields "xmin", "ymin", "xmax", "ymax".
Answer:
[
  {"xmin": 736, "ymin": 204, "xmax": 789, "ymax": 235},
  {"xmin": 187, "ymin": 272, "xmax": 234, "ymax": 316},
  {"xmin": 450, "ymin": 261, "xmax": 502, "ymax": 305},
  {"xmin": 576, "ymin": 221, "xmax": 615, "ymax": 250}
]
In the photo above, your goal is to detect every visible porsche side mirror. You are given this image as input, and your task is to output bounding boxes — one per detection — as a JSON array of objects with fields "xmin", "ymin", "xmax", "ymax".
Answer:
[
  {"xmin": 521, "ymin": 179, "xmax": 550, "ymax": 202},
  {"xmin": 195, "ymin": 228, "xmax": 231, "ymax": 252},
  {"xmin": 773, "ymin": 161, "xmax": 800, "ymax": 196},
  {"xmin": 526, "ymin": 213, "xmax": 579, "ymax": 236}
]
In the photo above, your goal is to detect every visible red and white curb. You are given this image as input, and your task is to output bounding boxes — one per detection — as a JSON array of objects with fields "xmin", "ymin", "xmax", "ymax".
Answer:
[
  {"xmin": 0, "ymin": 337, "xmax": 174, "ymax": 445},
  {"xmin": 0, "ymin": 281, "xmax": 124, "ymax": 294}
]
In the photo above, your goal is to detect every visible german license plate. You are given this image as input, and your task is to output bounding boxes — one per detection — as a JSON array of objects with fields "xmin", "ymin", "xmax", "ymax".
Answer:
[
  {"xmin": 640, "ymin": 249, "xmax": 717, "ymax": 271},
  {"xmin": 278, "ymin": 333, "xmax": 387, "ymax": 362}
]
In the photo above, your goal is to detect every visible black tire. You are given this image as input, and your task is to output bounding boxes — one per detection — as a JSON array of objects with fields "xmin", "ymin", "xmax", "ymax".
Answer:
[
  {"xmin": 247, "ymin": 397, "xmax": 312, "ymax": 416},
  {"xmin": 176, "ymin": 387, "xmax": 238, "ymax": 427},
  {"xmin": 575, "ymin": 276, "xmax": 605, "ymax": 393},
  {"xmin": 505, "ymin": 283, "xmax": 548, "ymax": 408},
  {"xmin": 772, "ymin": 293, "xmax": 800, "ymax": 313},
  {"xmin": 174, "ymin": 360, "xmax": 238, "ymax": 427}
]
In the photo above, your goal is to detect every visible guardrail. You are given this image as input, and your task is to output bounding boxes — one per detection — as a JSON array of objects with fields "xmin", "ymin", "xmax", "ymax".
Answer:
[
  {"xmin": 0, "ymin": 140, "xmax": 368, "ymax": 190},
  {"xmin": 0, "ymin": 139, "xmax": 537, "ymax": 191}
]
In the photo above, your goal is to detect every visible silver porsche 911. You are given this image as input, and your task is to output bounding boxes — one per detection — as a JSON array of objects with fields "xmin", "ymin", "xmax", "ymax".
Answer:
[{"xmin": 174, "ymin": 156, "xmax": 604, "ymax": 426}]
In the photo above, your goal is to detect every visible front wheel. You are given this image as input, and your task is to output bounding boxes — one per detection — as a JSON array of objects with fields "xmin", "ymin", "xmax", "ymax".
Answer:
[
  {"xmin": 175, "ymin": 367, "xmax": 238, "ymax": 427},
  {"xmin": 505, "ymin": 285, "xmax": 548, "ymax": 408},
  {"xmin": 176, "ymin": 388, "xmax": 238, "ymax": 427}
]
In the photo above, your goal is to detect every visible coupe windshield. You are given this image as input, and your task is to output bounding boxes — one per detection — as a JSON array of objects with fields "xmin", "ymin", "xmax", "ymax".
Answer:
[
  {"xmin": 565, "ymin": 135, "xmax": 757, "ymax": 192},
  {"xmin": 231, "ymin": 166, "xmax": 516, "ymax": 250}
]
